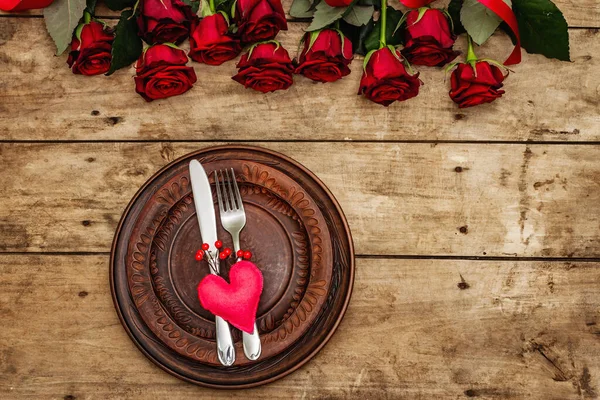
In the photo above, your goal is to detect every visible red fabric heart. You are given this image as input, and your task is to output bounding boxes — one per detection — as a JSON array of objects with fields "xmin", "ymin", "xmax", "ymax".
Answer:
[{"xmin": 197, "ymin": 260, "xmax": 263, "ymax": 334}]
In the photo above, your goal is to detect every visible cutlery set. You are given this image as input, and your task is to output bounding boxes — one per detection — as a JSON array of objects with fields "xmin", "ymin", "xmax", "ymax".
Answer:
[{"xmin": 189, "ymin": 160, "xmax": 261, "ymax": 366}]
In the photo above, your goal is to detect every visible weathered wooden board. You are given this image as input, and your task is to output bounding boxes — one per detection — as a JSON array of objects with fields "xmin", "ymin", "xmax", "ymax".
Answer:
[
  {"xmin": 1, "ymin": 255, "xmax": 599, "ymax": 399},
  {"xmin": 1, "ymin": 142, "xmax": 599, "ymax": 256},
  {"xmin": 1, "ymin": 0, "xmax": 599, "ymax": 27},
  {"xmin": 1, "ymin": 18, "xmax": 598, "ymax": 142}
]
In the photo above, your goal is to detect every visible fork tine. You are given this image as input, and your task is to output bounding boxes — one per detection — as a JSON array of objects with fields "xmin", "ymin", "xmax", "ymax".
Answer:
[
  {"xmin": 225, "ymin": 169, "xmax": 238, "ymax": 210},
  {"xmin": 215, "ymin": 170, "xmax": 225, "ymax": 212},
  {"xmin": 219, "ymin": 170, "xmax": 231, "ymax": 212},
  {"xmin": 222, "ymin": 170, "xmax": 234, "ymax": 211},
  {"xmin": 230, "ymin": 168, "xmax": 244, "ymax": 212}
]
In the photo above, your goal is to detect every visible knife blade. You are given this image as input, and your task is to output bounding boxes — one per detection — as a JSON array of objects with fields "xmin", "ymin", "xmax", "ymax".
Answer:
[{"xmin": 189, "ymin": 159, "xmax": 236, "ymax": 366}]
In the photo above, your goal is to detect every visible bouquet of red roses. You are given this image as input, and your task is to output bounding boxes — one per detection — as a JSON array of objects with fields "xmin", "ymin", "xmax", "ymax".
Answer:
[{"xmin": 12, "ymin": 0, "xmax": 571, "ymax": 107}]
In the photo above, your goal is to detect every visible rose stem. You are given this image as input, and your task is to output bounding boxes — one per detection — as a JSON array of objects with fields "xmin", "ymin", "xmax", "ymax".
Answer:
[
  {"xmin": 466, "ymin": 35, "xmax": 478, "ymax": 63},
  {"xmin": 379, "ymin": 0, "xmax": 387, "ymax": 48},
  {"xmin": 84, "ymin": 11, "xmax": 91, "ymax": 23},
  {"xmin": 209, "ymin": 0, "xmax": 215, "ymax": 14}
]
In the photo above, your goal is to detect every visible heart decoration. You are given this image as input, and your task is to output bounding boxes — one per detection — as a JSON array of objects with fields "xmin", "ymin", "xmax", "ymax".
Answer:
[{"xmin": 197, "ymin": 260, "xmax": 263, "ymax": 334}]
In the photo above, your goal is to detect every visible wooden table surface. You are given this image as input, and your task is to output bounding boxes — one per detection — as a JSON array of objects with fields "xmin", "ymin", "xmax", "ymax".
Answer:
[{"xmin": 1, "ymin": 1, "xmax": 600, "ymax": 398}]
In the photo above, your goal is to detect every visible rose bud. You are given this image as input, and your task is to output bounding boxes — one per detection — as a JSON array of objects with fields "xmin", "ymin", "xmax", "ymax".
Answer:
[
  {"xmin": 449, "ymin": 61, "xmax": 507, "ymax": 108},
  {"xmin": 67, "ymin": 18, "xmax": 114, "ymax": 76},
  {"xmin": 398, "ymin": 0, "xmax": 434, "ymax": 7},
  {"xmin": 401, "ymin": 8, "xmax": 459, "ymax": 67},
  {"xmin": 137, "ymin": 0, "xmax": 197, "ymax": 45},
  {"xmin": 323, "ymin": 0, "xmax": 352, "ymax": 6},
  {"xmin": 294, "ymin": 29, "xmax": 353, "ymax": 83},
  {"xmin": 134, "ymin": 44, "xmax": 197, "ymax": 102},
  {"xmin": 358, "ymin": 47, "xmax": 422, "ymax": 106},
  {"xmin": 232, "ymin": 42, "xmax": 294, "ymax": 93},
  {"xmin": 189, "ymin": 14, "xmax": 241, "ymax": 65},
  {"xmin": 0, "ymin": 0, "xmax": 53, "ymax": 11},
  {"xmin": 235, "ymin": 0, "xmax": 288, "ymax": 44}
]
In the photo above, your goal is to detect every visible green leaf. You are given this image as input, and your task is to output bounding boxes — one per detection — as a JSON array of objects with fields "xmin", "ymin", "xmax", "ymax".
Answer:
[
  {"xmin": 306, "ymin": 1, "xmax": 347, "ymax": 31},
  {"xmin": 44, "ymin": 0, "xmax": 87, "ymax": 55},
  {"xmin": 460, "ymin": 0, "xmax": 511, "ymax": 45},
  {"xmin": 512, "ymin": 0, "xmax": 570, "ymax": 61},
  {"xmin": 339, "ymin": 17, "xmax": 374, "ymax": 55},
  {"xmin": 214, "ymin": 0, "xmax": 235, "ymax": 15},
  {"xmin": 364, "ymin": 6, "xmax": 402, "ymax": 52},
  {"xmin": 342, "ymin": 5, "xmax": 374, "ymax": 27},
  {"xmin": 104, "ymin": 0, "xmax": 136, "ymax": 11},
  {"xmin": 447, "ymin": 0, "xmax": 465, "ymax": 35},
  {"xmin": 107, "ymin": 10, "xmax": 143, "ymax": 75},
  {"xmin": 182, "ymin": 0, "xmax": 201, "ymax": 14},
  {"xmin": 290, "ymin": 0, "xmax": 315, "ymax": 18},
  {"xmin": 198, "ymin": 0, "xmax": 211, "ymax": 16},
  {"xmin": 86, "ymin": 0, "xmax": 97, "ymax": 14}
]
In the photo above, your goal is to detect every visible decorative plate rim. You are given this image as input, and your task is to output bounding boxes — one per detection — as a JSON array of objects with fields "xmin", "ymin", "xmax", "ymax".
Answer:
[{"xmin": 109, "ymin": 144, "xmax": 355, "ymax": 389}]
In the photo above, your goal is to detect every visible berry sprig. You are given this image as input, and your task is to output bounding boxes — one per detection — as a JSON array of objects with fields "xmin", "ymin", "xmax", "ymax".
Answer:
[{"xmin": 194, "ymin": 240, "xmax": 253, "ymax": 273}]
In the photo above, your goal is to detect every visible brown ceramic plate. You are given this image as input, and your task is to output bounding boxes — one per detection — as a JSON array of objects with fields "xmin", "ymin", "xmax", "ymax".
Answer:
[{"xmin": 110, "ymin": 145, "xmax": 354, "ymax": 388}]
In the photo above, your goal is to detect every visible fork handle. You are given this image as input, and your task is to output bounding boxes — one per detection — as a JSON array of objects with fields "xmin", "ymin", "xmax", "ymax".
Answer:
[
  {"xmin": 213, "ymin": 255, "xmax": 235, "ymax": 366},
  {"xmin": 242, "ymin": 324, "xmax": 262, "ymax": 360},
  {"xmin": 239, "ymin": 250, "xmax": 262, "ymax": 359},
  {"xmin": 232, "ymin": 232, "xmax": 262, "ymax": 360}
]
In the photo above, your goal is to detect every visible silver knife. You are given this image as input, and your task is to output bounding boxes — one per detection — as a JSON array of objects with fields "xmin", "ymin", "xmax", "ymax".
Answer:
[{"xmin": 189, "ymin": 159, "xmax": 236, "ymax": 366}]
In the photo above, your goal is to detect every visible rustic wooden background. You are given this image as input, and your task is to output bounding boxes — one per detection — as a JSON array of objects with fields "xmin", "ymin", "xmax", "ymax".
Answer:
[{"xmin": 1, "ymin": 0, "xmax": 600, "ymax": 398}]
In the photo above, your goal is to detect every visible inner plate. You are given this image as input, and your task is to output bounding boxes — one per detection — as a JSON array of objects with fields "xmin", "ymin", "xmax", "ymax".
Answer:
[{"xmin": 143, "ymin": 166, "xmax": 331, "ymax": 358}]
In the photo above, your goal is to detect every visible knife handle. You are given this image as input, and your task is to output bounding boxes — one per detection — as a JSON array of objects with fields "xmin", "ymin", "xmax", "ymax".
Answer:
[
  {"xmin": 242, "ymin": 324, "xmax": 262, "ymax": 360},
  {"xmin": 215, "ymin": 315, "xmax": 235, "ymax": 366}
]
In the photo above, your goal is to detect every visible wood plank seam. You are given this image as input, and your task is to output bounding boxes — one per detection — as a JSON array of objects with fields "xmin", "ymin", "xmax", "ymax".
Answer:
[
  {"xmin": 2, "ymin": 139, "xmax": 600, "ymax": 144},
  {"xmin": 2, "ymin": 252, "xmax": 600, "ymax": 263}
]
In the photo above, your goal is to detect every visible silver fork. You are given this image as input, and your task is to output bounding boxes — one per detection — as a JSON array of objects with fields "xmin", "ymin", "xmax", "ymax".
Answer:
[{"xmin": 215, "ymin": 168, "xmax": 262, "ymax": 361}]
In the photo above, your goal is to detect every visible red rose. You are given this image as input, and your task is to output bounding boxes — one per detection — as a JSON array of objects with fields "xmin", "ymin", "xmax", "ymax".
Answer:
[
  {"xmin": 0, "ymin": 0, "xmax": 53, "ymax": 11},
  {"xmin": 294, "ymin": 29, "xmax": 352, "ymax": 83},
  {"xmin": 358, "ymin": 47, "xmax": 422, "ymax": 106},
  {"xmin": 236, "ymin": 0, "xmax": 288, "ymax": 44},
  {"xmin": 67, "ymin": 21, "xmax": 114, "ymax": 76},
  {"xmin": 189, "ymin": 14, "xmax": 241, "ymax": 65},
  {"xmin": 134, "ymin": 44, "xmax": 197, "ymax": 102},
  {"xmin": 398, "ymin": 0, "xmax": 434, "ymax": 7},
  {"xmin": 137, "ymin": 0, "xmax": 196, "ymax": 45},
  {"xmin": 401, "ymin": 8, "xmax": 459, "ymax": 67},
  {"xmin": 449, "ymin": 61, "xmax": 507, "ymax": 108},
  {"xmin": 232, "ymin": 42, "xmax": 294, "ymax": 93},
  {"xmin": 323, "ymin": 0, "xmax": 352, "ymax": 6}
]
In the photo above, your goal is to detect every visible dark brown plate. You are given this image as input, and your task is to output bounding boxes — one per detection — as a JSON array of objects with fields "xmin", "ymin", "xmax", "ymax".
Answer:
[{"xmin": 110, "ymin": 145, "xmax": 354, "ymax": 388}]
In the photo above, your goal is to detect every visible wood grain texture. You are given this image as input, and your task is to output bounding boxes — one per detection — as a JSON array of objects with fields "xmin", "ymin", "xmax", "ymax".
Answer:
[
  {"xmin": 1, "ymin": 19, "xmax": 599, "ymax": 142},
  {"xmin": 1, "ymin": 142, "xmax": 599, "ymax": 257},
  {"xmin": 1, "ymin": 255, "xmax": 599, "ymax": 399}
]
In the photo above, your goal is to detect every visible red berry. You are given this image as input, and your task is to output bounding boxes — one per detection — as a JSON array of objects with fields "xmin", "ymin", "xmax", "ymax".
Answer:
[
  {"xmin": 236, "ymin": 250, "xmax": 244, "ymax": 258},
  {"xmin": 219, "ymin": 252, "xmax": 227, "ymax": 260},
  {"xmin": 201, "ymin": 243, "xmax": 210, "ymax": 251},
  {"xmin": 223, "ymin": 248, "xmax": 232, "ymax": 256},
  {"xmin": 215, "ymin": 240, "xmax": 223, "ymax": 249},
  {"xmin": 243, "ymin": 251, "xmax": 252, "ymax": 260},
  {"xmin": 195, "ymin": 250, "xmax": 204, "ymax": 261}
]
